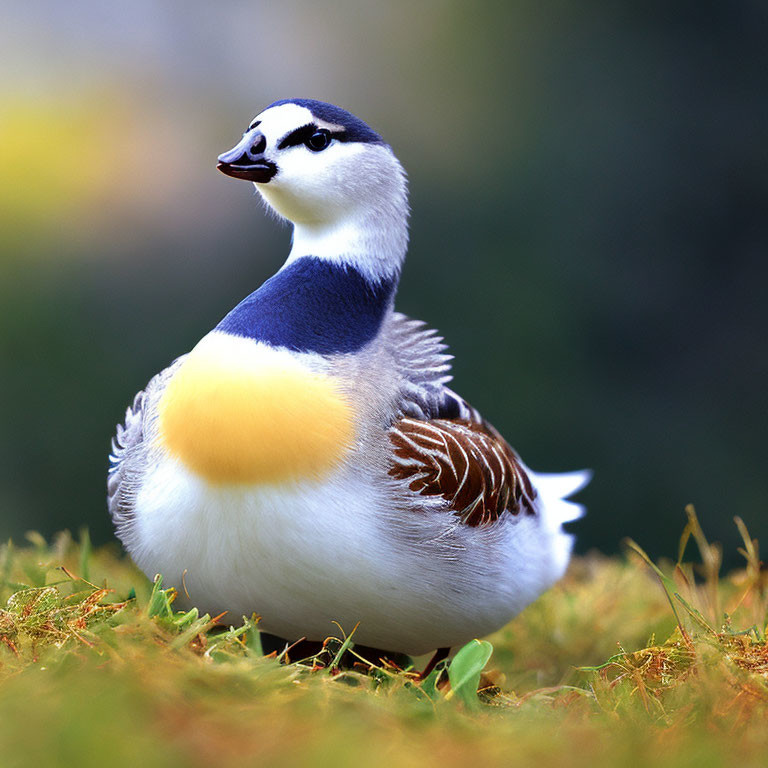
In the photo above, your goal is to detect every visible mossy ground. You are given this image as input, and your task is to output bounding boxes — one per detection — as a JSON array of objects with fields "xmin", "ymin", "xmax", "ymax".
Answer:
[{"xmin": 1, "ymin": 508, "xmax": 767, "ymax": 768}]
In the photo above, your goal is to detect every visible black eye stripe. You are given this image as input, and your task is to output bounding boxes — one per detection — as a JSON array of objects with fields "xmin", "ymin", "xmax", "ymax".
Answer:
[
  {"xmin": 278, "ymin": 124, "xmax": 318, "ymax": 150},
  {"xmin": 278, "ymin": 124, "xmax": 345, "ymax": 150},
  {"xmin": 248, "ymin": 119, "xmax": 262, "ymax": 131}
]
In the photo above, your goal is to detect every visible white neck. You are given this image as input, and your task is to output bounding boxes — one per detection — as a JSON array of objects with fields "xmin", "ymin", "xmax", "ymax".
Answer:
[{"xmin": 285, "ymin": 201, "xmax": 409, "ymax": 283}]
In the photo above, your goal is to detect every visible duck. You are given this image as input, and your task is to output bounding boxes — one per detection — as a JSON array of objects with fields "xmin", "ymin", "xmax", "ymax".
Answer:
[{"xmin": 108, "ymin": 98, "xmax": 590, "ymax": 669}]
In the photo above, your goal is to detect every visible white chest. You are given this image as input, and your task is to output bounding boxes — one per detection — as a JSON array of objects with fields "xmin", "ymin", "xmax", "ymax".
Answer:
[{"xmin": 128, "ymin": 453, "xmax": 562, "ymax": 656}]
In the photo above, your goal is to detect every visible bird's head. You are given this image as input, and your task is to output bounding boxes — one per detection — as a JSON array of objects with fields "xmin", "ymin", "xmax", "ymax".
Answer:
[
  {"xmin": 218, "ymin": 99, "xmax": 405, "ymax": 225},
  {"xmin": 217, "ymin": 99, "xmax": 408, "ymax": 278}
]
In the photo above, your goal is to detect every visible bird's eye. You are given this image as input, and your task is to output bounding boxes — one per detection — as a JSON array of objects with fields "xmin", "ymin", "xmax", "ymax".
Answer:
[{"xmin": 304, "ymin": 129, "xmax": 331, "ymax": 152}]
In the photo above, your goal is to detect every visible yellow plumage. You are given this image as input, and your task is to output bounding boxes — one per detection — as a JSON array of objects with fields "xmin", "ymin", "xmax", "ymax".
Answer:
[{"xmin": 157, "ymin": 333, "xmax": 355, "ymax": 485}]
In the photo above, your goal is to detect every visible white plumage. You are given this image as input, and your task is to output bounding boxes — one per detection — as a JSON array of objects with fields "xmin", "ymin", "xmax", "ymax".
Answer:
[{"xmin": 109, "ymin": 99, "xmax": 590, "ymax": 658}]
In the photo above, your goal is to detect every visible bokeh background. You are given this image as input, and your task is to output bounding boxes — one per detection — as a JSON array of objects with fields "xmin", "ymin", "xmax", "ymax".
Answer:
[{"xmin": 1, "ymin": 2, "xmax": 766, "ymax": 565}]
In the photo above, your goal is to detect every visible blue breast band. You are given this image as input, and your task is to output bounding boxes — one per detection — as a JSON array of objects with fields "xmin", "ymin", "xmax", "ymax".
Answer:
[{"xmin": 216, "ymin": 257, "xmax": 397, "ymax": 354}]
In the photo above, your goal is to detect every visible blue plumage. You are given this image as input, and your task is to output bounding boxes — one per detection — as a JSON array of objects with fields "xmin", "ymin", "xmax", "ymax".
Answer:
[{"xmin": 216, "ymin": 257, "xmax": 397, "ymax": 354}]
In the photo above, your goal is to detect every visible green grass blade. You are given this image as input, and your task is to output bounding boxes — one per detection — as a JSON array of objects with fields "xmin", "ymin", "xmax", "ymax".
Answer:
[
  {"xmin": 78, "ymin": 528, "xmax": 92, "ymax": 582},
  {"xmin": 420, "ymin": 660, "xmax": 448, "ymax": 701},
  {"xmin": 244, "ymin": 615, "xmax": 264, "ymax": 656},
  {"xmin": 328, "ymin": 622, "xmax": 360, "ymax": 671},
  {"xmin": 146, "ymin": 574, "xmax": 174, "ymax": 619},
  {"xmin": 625, "ymin": 539, "xmax": 690, "ymax": 640},
  {"xmin": 446, "ymin": 639, "xmax": 493, "ymax": 707}
]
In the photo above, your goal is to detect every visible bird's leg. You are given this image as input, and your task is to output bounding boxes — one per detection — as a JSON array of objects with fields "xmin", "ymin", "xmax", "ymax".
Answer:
[{"xmin": 419, "ymin": 646, "xmax": 450, "ymax": 680}]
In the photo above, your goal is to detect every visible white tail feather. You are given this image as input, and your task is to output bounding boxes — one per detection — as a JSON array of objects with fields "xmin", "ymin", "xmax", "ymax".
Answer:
[
  {"xmin": 530, "ymin": 469, "xmax": 592, "ymax": 527},
  {"xmin": 533, "ymin": 469, "xmax": 592, "ymax": 499}
]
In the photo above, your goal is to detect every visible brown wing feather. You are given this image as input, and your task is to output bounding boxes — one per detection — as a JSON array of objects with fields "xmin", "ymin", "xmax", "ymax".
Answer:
[{"xmin": 388, "ymin": 418, "xmax": 537, "ymax": 526}]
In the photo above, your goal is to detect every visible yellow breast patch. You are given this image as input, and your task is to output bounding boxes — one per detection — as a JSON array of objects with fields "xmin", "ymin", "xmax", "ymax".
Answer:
[{"xmin": 157, "ymin": 332, "xmax": 355, "ymax": 485}]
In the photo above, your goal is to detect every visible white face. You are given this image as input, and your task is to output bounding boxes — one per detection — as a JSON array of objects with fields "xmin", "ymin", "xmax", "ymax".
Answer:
[{"xmin": 220, "ymin": 103, "xmax": 403, "ymax": 226}]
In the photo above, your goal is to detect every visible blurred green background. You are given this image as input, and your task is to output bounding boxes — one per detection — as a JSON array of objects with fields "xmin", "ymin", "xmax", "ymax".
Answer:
[{"xmin": 1, "ymin": 2, "xmax": 766, "ymax": 564}]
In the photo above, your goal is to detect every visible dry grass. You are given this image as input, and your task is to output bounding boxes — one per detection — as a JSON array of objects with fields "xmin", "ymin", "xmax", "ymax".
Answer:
[{"xmin": 1, "ymin": 507, "xmax": 767, "ymax": 768}]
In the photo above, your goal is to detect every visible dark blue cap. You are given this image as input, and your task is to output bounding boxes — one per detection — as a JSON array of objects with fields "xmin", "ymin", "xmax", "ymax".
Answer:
[{"xmin": 266, "ymin": 98, "xmax": 385, "ymax": 145}]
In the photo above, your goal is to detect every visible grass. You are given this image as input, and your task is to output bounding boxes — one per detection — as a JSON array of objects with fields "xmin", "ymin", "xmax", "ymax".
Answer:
[{"xmin": 1, "ymin": 507, "xmax": 767, "ymax": 768}]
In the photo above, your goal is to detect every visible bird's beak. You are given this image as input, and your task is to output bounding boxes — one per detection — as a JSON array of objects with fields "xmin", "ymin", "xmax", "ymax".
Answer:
[{"xmin": 217, "ymin": 131, "xmax": 277, "ymax": 183}]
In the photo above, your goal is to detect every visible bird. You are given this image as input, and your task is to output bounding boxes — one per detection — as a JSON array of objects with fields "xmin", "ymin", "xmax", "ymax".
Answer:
[{"xmin": 108, "ymin": 98, "xmax": 590, "ymax": 669}]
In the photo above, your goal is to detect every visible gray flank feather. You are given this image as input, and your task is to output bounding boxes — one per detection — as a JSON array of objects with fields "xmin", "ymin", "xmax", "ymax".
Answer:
[
  {"xmin": 107, "ymin": 356, "xmax": 186, "ymax": 542},
  {"xmin": 385, "ymin": 312, "xmax": 480, "ymax": 423}
]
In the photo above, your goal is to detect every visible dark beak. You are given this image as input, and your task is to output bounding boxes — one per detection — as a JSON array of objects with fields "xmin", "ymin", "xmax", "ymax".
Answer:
[{"xmin": 217, "ymin": 131, "xmax": 277, "ymax": 183}]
